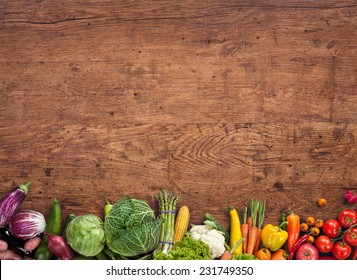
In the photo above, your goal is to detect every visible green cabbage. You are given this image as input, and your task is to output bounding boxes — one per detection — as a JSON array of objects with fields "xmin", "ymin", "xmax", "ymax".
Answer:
[
  {"xmin": 66, "ymin": 214, "xmax": 106, "ymax": 257},
  {"xmin": 104, "ymin": 196, "xmax": 162, "ymax": 257}
]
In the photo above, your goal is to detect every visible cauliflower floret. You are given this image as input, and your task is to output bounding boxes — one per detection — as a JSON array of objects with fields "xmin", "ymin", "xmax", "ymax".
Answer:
[{"xmin": 188, "ymin": 224, "xmax": 225, "ymax": 259}]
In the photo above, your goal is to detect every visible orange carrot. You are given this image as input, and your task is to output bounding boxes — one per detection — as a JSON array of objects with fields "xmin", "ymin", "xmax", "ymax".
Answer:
[
  {"xmin": 247, "ymin": 216, "xmax": 253, "ymax": 229},
  {"xmin": 253, "ymin": 228, "xmax": 262, "ymax": 255},
  {"xmin": 247, "ymin": 216, "xmax": 253, "ymax": 250},
  {"xmin": 247, "ymin": 226, "xmax": 258, "ymax": 255},
  {"xmin": 246, "ymin": 199, "xmax": 260, "ymax": 255},
  {"xmin": 220, "ymin": 238, "xmax": 244, "ymax": 260},
  {"xmin": 241, "ymin": 206, "xmax": 249, "ymax": 254}
]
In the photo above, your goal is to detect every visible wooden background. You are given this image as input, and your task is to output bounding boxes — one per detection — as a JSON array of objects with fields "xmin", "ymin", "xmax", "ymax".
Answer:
[{"xmin": 0, "ymin": 0, "xmax": 356, "ymax": 228}]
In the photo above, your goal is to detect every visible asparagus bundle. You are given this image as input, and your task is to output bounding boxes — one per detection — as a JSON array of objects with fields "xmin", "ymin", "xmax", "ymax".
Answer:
[{"xmin": 155, "ymin": 189, "xmax": 180, "ymax": 254}]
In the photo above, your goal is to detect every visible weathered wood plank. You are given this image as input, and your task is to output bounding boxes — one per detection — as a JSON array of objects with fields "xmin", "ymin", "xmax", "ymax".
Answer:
[
  {"xmin": 0, "ymin": 0, "xmax": 356, "ymax": 228},
  {"xmin": 0, "ymin": 122, "xmax": 356, "ymax": 224}
]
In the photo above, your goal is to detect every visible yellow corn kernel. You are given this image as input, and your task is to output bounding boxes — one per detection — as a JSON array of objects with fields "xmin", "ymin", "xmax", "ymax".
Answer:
[{"xmin": 174, "ymin": 206, "xmax": 190, "ymax": 244}]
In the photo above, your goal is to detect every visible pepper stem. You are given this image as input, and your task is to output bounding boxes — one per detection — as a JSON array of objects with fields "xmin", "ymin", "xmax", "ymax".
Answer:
[{"xmin": 278, "ymin": 221, "xmax": 288, "ymax": 231}]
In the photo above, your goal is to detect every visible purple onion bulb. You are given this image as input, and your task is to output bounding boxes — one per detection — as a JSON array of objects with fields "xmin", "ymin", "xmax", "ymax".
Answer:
[{"xmin": 9, "ymin": 210, "xmax": 46, "ymax": 240}]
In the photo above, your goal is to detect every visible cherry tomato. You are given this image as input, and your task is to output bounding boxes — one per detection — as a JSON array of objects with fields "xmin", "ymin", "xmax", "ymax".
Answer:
[
  {"xmin": 317, "ymin": 198, "xmax": 327, "ymax": 207},
  {"xmin": 338, "ymin": 209, "xmax": 357, "ymax": 228},
  {"xmin": 322, "ymin": 219, "xmax": 341, "ymax": 238},
  {"xmin": 310, "ymin": 227, "xmax": 320, "ymax": 237},
  {"xmin": 343, "ymin": 227, "xmax": 357, "ymax": 246},
  {"xmin": 306, "ymin": 235, "xmax": 315, "ymax": 244},
  {"xmin": 315, "ymin": 235, "xmax": 333, "ymax": 253},
  {"xmin": 300, "ymin": 223, "xmax": 309, "ymax": 232},
  {"xmin": 315, "ymin": 219, "xmax": 324, "ymax": 228},
  {"xmin": 256, "ymin": 248, "xmax": 271, "ymax": 260},
  {"xmin": 306, "ymin": 216, "xmax": 315, "ymax": 226},
  {"xmin": 332, "ymin": 241, "xmax": 352, "ymax": 260}
]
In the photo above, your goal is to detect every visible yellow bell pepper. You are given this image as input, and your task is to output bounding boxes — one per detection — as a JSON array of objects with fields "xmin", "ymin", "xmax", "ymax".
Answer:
[{"xmin": 261, "ymin": 222, "xmax": 288, "ymax": 251}]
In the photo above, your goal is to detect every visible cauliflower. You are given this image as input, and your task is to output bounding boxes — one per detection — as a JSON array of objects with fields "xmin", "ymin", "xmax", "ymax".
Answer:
[{"xmin": 188, "ymin": 224, "xmax": 225, "ymax": 259}]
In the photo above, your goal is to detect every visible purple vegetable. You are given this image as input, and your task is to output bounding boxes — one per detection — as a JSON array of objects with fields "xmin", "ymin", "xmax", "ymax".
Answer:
[
  {"xmin": 9, "ymin": 210, "xmax": 46, "ymax": 240},
  {"xmin": 45, "ymin": 233, "xmax": 73, "ymax": 260},
  {"xmin": 0, "ymin": 182, "xmax": 31, "ymax": 227}
]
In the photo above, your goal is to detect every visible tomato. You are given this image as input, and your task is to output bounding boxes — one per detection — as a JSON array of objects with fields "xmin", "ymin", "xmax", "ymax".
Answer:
[
  {"xmin": 315, "ymin": 235, "xmax": 333, "ymax": 253},
  {"xmin": 322, "ymin": 219, "xmax": 341, "ymax": 238},
  {"xmin": 332, "ymin": 241, "xmax": 352, "ymax": 260},
  {"xmin": 310, "ymin": 227, "xmax": 320, "ymax": 237},
  {"xmin": 338, "ymin": 209, "xmax": 357, "ymax": 228},
  {"xmin": 317, "ymin": 198, "xmax": 327, "ymax": 207},
  {"xmin": 343, "ymin": 227, "xmax": 357, "ymax": 246},
  {"xmin": 300, "ymin": 223, "xmax": 309, "ymax": 232},
  {"xmin": 295, "ymin": 243, "xmax": 319, "ymax": 260},
  {"xmin": 314, "ymin": 219, "xmax": 324, "ymax": 229},
  {"xmin": 256, "ymin": 248, "xmax": 271, "ymax": 260},
  {"xmin": 306, "ymin": 216, "xmax": 315, "ymax": 226},
  {"xmin": 306, "ymin": 235, "xmax": 315, "ymax": 244}
]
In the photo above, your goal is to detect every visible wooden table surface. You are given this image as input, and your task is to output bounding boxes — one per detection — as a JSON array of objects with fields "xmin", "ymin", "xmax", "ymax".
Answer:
[{"xmin": 1, "ymin": 0, "xmax": 356, "ymax": 228}]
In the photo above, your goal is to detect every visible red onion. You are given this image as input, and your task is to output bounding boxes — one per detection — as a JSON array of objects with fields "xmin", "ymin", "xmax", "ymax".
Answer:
[
  {"xmin": 45, "ymin": 233, "xmax": 73, "ymax": 260},
  {"xmin": 8, "ymin": 210, "xmax": 46, "ymax": 240}
]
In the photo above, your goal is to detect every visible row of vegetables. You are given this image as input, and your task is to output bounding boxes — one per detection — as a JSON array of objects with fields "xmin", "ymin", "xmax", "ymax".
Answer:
[{"xmin": 0, "ymin": 182, "xmax": 357, "ymax": 260}]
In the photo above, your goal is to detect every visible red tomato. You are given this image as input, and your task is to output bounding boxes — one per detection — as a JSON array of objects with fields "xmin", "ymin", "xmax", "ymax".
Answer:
[
  {"xmin": 315, "ymin": 235, "xmax": 333, "ymax": 253},
  {"xmin": 338, "ymin": 209, "xmax": 357, "ymax": 228},
  {"xmin": 343, "ymin": 227, "xmax": 357, "ymax": 246},
  {"xmin": 295, "ymin": 243, "xmax": 319, "ymax": 260},
  {"xmin": 322, "ymin": 219, "xmax": 341, "ymax": 238},
  {"xmin": 332, "ymin": 241, "xmax": 352, "ymax": 260}
]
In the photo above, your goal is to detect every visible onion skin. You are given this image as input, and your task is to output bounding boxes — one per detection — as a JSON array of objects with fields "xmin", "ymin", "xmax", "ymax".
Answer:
[
  {"xmin": 0, "ymin": 183, "xmax": 30, "ymax": 227},
  {"xmin": 45, "ymin": 233, "xmax": 73, "ymax": 260},
  {"xmin": 9, "ymin": 210, "xmax": 46, "ymax": 240}
]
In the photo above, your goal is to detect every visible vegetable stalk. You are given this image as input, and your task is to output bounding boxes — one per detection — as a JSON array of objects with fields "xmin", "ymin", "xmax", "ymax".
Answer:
[{"xmin": 155, "ymin": 189, "xmax": 180, "ymax": 255}]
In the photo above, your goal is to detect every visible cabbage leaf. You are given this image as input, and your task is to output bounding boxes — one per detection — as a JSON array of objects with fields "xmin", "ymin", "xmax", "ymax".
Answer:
[
  {"xmin": 66, "ymin": 214, "xmax": 106, "ymax": 257},
  {"xmin": 104, "ymin": 196, "xmax": 162, "ymax": 257}
]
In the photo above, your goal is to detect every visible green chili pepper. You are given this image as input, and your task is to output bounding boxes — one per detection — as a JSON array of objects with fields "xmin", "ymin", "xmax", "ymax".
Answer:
[{"xmin": 34, "ymin": 197, "xmax": 62, "ymax": 260}]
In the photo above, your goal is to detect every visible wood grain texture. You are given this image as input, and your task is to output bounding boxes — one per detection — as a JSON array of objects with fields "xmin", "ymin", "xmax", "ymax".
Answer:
[{"xmin": 0, "ymin": 0, "xmax": 356, "ymax": 229}]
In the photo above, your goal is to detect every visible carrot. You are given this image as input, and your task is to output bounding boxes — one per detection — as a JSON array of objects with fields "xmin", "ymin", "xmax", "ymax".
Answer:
[
  {"xmin": 246, "ymin": 199, "xmax": 260, "ymax": 255},
  {"xmin": 247, "ymin": 227, "xmax": 258, "ymax": 255},
  {"xmin": 247, "ymin": 216, "xmax": 253, "ymax": 229},
  {"xmin": 241, "ymin": 206, "xmax": 249, "ymax": 254},
  {"xmin": 220, "ymin": 238, "xmax": 244, "ymax": 260},
  {"xmin": 253, "ymin": 200, "xmax": 266, "ymax": 256}
]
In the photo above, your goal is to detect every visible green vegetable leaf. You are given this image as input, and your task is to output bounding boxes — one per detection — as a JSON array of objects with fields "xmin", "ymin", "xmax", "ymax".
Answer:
[
  {"xmin": 106, "ymin": 218, "xmax": 162, "ymax": 256},
  {"xmin": 104, "ymin": 196, "xmax": 162, "ymax": 257},
  {"xmin": 66, "ymin": 214, "xmax": 106, "ymax": 257},
  {"xmin": 153, "ymin": 236, "xmax": 211, "ymax": 260}
]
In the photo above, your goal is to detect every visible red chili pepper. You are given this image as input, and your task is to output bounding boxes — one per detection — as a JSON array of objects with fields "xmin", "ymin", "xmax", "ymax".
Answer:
[{"xmin": 288, "ymin": 234, "xmax": 309, "ymax": 260}]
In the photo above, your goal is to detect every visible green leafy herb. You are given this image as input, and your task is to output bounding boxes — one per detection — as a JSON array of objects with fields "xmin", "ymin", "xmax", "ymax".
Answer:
[{"xmin": 153, "ymin": 236, "xmax": 211, "ymax": 260}]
